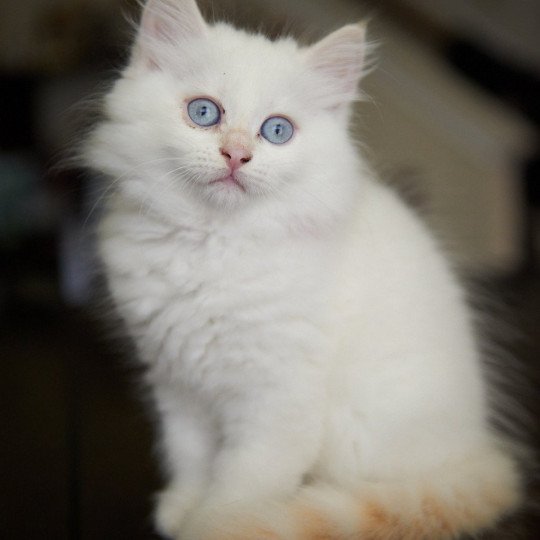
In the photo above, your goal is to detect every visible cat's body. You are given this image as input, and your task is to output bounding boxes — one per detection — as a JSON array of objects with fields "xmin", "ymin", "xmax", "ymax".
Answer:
[{"xmin": 86, "ymin": 1, "xmax": 523, "ymax": 538}]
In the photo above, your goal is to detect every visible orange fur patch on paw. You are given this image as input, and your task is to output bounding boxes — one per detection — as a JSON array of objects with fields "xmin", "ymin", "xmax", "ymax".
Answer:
[
  {"xmin": 417, "ymin": 488, "xmax": 519, "ymax": 539},
  {"xmin": 362, "ymin": 500, "xmax": 453, "ymax": 540},
  {"xmin": 420, "ymin": 495, "xmax": 457, "ymax": 537},
  {"xmin": 200, "ymin": 514, "xmax": 281, "ymax": 540},
  {"xmin": 294, "ymin": 505, "xmax": 343, "ymax": 540},
  {"xmin": 361, "ymin": 501, "xmax": 407, "ymax": 540},
  {"xmin": 208, "ymin": 524, "xmax": 280, "ymax": 540},
  {"xmin": 229, "ymin": 527, "xmax": 280, "ymax": 540},
  {"xmin": 360, "ymin": 493, "xmax": 500, "ymax": 540},
  {"xmin": 207, "ymin": 530, "xmax": 278, "ymax": 540}
]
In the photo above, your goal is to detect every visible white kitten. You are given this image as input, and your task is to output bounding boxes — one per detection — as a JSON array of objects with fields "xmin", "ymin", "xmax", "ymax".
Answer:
[{"xmin": 85, "ymin": 0, "xmax": 523, "ymax": 538}]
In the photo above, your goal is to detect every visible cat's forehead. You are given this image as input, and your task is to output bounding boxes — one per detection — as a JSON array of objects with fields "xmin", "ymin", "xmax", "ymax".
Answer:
[{"xmin": 184, "ymin": 25, "xmax": 306, "ymax": 120}]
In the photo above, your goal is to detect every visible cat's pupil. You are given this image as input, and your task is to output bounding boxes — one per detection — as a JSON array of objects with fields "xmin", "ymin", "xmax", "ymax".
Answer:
[
  {"xmin": 274, "ymin": 125, "xmax": 282, "ymax": 135},
  {"xmin": 200, "ymin": 106, "xmax": 208, "ymax": 117}
]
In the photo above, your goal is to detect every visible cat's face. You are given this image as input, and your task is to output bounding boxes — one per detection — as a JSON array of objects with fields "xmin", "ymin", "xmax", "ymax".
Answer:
[{"xmin": 88, "ymin": 0, "xmax": 367, "ymax": 217}]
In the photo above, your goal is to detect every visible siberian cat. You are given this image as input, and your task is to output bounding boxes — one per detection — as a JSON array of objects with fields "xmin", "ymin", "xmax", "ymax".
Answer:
[{"xmin": 85, "ymin": 0, "xmax": 523, "ymax": 538}]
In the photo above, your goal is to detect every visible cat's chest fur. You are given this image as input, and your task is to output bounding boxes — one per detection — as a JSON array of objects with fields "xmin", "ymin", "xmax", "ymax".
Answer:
[{"xmin": 99, "ymin": 200, "xmax": 337, "ymax": 392}]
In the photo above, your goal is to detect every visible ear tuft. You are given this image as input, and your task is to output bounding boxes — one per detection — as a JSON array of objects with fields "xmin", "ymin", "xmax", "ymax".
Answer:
[
  {"xmin": 132, "ymin": 0, "xmax": 207, "ymax": 69},
  {"xmin": 305, "ymin": 22, "xmax": 368, "ymax": 108}
]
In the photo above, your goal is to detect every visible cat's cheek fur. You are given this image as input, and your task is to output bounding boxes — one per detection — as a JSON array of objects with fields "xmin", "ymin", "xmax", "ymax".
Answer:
[{"xmin": 87, "ymin": 0, "xmax": 524, "ymax": 538}]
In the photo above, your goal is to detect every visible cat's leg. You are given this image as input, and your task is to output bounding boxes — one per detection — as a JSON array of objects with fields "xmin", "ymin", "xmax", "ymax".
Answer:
[
  {"xmin": 293, "ymin": 443, "xmax": 521, "ymax": 540},
  {"xmin": 301, "ymin": 348, "xmax": 523, "ymax": 540},
  {"xmin": 153, "ymin": 391, "xmax": 218, "ymax": 538},
  {"xmin": 182, "ymin": 379, "xmax": 325, "ymax": 539}
]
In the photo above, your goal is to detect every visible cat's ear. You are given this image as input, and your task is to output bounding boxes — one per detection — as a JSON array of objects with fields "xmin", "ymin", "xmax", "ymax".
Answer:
[
  {"xmin": 305, "ymin": 23, "xmax": 367, "ymax": 108},
  {"xmin": 131, "ymin": 0, "xmax": 207, "ymax": 70}
]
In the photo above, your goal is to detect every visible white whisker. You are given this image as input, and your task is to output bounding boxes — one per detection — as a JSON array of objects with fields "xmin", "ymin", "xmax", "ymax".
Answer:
[{"xmin": 83, "ymin": 156, "xmax": 185, "ymax": 227}]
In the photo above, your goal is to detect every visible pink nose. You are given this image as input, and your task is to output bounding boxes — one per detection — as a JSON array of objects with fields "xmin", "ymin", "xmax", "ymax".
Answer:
[{"xmin": 220, "ymin": 146, "xmax": 252, "ymax": 171}]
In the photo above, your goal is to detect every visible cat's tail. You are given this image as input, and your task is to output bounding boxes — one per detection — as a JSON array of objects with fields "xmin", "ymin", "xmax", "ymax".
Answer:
[{"xmin": 186, "ymin": 448, "xmax": 523, "ymax": 539}]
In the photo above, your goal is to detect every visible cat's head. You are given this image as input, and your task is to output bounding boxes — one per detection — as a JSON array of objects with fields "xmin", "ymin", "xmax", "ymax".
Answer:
[{"xmin": 86, "ymin": 0, "xmax": 368, "ymax": 220}]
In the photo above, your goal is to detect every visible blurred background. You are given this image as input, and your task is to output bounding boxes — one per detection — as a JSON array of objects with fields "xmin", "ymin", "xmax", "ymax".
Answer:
[{"xmin": 1, "ymin": 0, "xmax": 539, "ymax": 538}]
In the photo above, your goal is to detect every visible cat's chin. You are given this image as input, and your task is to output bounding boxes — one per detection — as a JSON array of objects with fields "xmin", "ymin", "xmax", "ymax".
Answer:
[
  {"xmin": 209, "ymin": 174, "xmax": 246, "ymax": 192},
  {"xmin": 202, "ymin": 173, "xmax": 251, "ymax": 209}
]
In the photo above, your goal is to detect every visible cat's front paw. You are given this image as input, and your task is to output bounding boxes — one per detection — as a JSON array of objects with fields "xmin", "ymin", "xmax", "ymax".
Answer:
[
  {"xmin": 180, "ymin": 503, "xmax": 283, "ymax": 540},
  {"xmin": 155, "ymin": 486, "xmax": 202, "ymax": 538}
]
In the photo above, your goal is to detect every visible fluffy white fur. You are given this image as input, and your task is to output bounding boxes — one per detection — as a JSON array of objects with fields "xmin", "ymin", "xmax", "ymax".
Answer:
[{"xmin": 85, "ymin": 0, "xmax": 523, "ymax": 538}]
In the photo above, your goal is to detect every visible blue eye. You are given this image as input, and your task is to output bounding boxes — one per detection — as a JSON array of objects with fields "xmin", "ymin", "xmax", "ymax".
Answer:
[
  {"xmin": 187, "ymin": 98, "xmax": 221, "ymax": 127},
  {"xmin": 260, "ymin": 116, "xmax": 294, "ymax": 144}
]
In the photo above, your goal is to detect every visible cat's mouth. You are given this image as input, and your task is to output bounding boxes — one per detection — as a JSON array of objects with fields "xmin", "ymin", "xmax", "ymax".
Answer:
[{"xmin": 209, "ymin": 174, "xmax": 246, "ymax": 192}]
